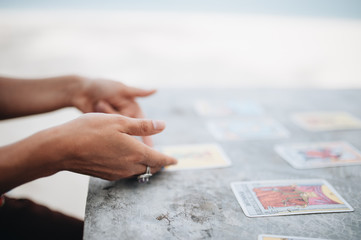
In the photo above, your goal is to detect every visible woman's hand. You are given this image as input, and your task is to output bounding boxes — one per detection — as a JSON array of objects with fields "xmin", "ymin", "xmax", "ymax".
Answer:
[
  {"xmin": 73, "ymin": 77, "xmax": 155, "ymax": 118},
  {"xmin": 72, "ymin": 77, "xmax": 156, "ymax": 146},
  {"xmin": 0, "ymin": 113, "xmax": 176, "ymax": 193},
  {"xmin": 54, "ymin": 113, "xmax": 177, "ymax": 180}
]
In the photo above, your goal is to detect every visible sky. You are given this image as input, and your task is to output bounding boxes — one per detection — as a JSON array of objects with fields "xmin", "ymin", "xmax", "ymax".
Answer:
[{"xmin": 0, "ymin": 0, "xmax": 360, "ymax": 19}]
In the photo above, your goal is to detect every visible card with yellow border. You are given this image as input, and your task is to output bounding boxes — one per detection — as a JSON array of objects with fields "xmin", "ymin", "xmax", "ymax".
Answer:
[
  {"xmin": 231, "ymin": 179, "xmax": 353, "ymax": 217},
  {"xmin": 160, "ymin": 143, "xmax": 231, "ymax": 171}
]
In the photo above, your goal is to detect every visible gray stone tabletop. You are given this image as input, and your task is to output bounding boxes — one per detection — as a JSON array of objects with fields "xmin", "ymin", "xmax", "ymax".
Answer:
[{"xmin": 84, "ymin": 89, "xmax": 361, "ymax": 240}]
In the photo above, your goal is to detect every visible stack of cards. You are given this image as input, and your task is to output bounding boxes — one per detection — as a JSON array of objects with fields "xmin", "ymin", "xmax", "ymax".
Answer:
[
  {"xmin": 275, "ymin": 142, "xmax": 361, "ymax": 169},
  {"xmin": 231, "ymin": 179, "xmax": 353, "ymax": 217},
  {"xmin": 159, "ymin": 143, "xmax": 231, "ymax": 171},
  {"xmin": 258, "ymin": 234, "xmax": 329, "ymax": 240},
  {"xmin": 291, "ymin": 111, "xmax": 361, "ymax": 131},
  {"xmin": 207, "ymin": 118, "xmax": 289, "ymax": 141}
]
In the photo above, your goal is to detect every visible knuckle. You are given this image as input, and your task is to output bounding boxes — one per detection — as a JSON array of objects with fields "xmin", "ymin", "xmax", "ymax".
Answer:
[
  {"xmin": 141, "ymin": 149, "xmax": 150, "ymax": 163},
  {"xmin": 139, "ymin": 120, "xmax": 150, "ymax": 134}
]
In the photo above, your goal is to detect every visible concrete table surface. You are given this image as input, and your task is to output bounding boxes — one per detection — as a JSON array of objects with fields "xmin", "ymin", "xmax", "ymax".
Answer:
[{"xmin": 84, "ymin": 89, "xmax": 361, "ymax": 240}]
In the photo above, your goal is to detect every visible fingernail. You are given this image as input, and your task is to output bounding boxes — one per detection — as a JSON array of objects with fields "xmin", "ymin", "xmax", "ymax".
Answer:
[{"xmin": 152, "ymin": 120, "xmax": 165, "ymax": 130}]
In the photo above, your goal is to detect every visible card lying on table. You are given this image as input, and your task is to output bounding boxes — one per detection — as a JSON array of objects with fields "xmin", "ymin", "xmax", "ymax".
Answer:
[
  {"xmin": 159, "ymin": 143, "xmax": 231, "ymax": 171},
  {"xmin": 231, "ymin": 179, "xmax": 353, "ymax": 217},
  {"xmin": 258, "ymin": 234, "xmax": 329, "ymax": 240},
  {"xmin": 275, "ymin": 141, "xmax": 361, "ymax": 169},
  {"xmin": 291, "ymin": 111, "xmax": 361, "ymax": 131},
  {"xmin": 194, "ymin": 99, "xmax": 264, "ymax": 117},
  {"xmin": 207, "ymin": 118, "xmax": 289, "ymax": 141}
]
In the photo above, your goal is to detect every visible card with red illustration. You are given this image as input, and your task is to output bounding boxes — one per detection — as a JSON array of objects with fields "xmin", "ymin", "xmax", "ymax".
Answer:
[
  {"xmin": 275, "ymin": 141, "xmax": 361, "ymax": 169},
  {"xmin": 231, "ymin": 179, "xmax": 353, "ymax": 217}
]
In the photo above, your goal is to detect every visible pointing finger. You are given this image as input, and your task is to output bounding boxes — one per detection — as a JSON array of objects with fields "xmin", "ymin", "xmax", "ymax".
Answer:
[
  {"xmin": 125, "ymin": 87, "xmax": 157, "ymax": 97},
  {"xmin": 120, "ymin": 117, "xmax": 166, "ymax": 136}
]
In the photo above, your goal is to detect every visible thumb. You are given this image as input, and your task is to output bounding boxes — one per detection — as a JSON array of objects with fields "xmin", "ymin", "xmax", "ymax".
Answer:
[
  {"xmin": 121, "ymin": 117, "xmax": 166, "ymax": 136},
  {"xmin": 125, "ymin": 86, "xmax": 157, "ymax": 97},
  {"xmin": 95, "ymin": 100, "xmax": 116, "ymax": 114}
]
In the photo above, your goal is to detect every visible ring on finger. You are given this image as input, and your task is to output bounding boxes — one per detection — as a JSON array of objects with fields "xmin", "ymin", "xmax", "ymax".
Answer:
[{"xmin": 137, "ymin": 166, "xmax": 152, "ymax": 183}]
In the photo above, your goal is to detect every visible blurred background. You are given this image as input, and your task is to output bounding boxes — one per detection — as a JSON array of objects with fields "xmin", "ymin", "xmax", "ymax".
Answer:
[{"xmin": 0, "ymin": 0, "xmax": 360, "ymax": 220}]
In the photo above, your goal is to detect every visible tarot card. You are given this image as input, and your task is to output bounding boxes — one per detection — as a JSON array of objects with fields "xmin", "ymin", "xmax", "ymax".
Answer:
[
  {"xmin": 207, "ymin": 118, "xmax": 289, "ymax": 141},
  {"xmin": 231, "ymin": 179, "xmax": 353, "ymax": 217},
  {"xmin": 159, "ymin": 143, "xmax": 231, "ymax": 171},
  {"xmin": 275, "ymin": 142, "xmax": 361, "ymax": 169},
  {"xmin": 291, "ymin": 111, "xmax": 361, "ymax": 131},
  {"xmin": 258, "ymin": 234, "xmax": 329, "ymax": 240},
  {"xmin": 194, "ymin": 100, "xmax": 264, "ymax": 117}
]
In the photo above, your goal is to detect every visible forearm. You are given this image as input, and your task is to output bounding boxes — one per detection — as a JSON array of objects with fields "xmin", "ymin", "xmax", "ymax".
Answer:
[
  {"xmin": 0, "ymin": 127, "xmax": 64, "ymax": 194},
  {"xmin": 0, "ymin": 75, "xmax": 83, "ymax": 119}
]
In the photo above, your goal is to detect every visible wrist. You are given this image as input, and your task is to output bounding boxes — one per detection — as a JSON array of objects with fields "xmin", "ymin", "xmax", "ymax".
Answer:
[
  {"xmin": 0, "ymin": 127, "xmax": 63, "ymax": 193},
  {"xmin": 35, "ymin": 125, "xmax": 72, "ymax": 172},
  {"xmin": 68, "ymin": 75, "xmax": 93, "ymax": 112},
  {"xmin": 64, "ymin": 75, "xmax": 86, "ymax": 109},
  {"xmin": 25, "ymin": 128, "xmax": 65, "ymax": 175},
  {"xmin": 42, "ymin": 121, "xmax": 87, "ymax": 173}
]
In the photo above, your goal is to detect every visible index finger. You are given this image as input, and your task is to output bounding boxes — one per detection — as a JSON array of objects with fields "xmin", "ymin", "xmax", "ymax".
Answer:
[{"xmin": 135, "ymin": 109, "xmax": 154, "ymax": 147}]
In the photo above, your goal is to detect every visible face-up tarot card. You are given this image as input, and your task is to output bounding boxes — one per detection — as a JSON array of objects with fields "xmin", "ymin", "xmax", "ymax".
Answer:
[
  {"xmin": 159, "ymin": 143, "xmax": 231, "ymax": 171},
  {"xmin": 291, "ymin": 112, "xmax": 361, "ymax": 131},
  {"xmin": 207, "ymin": 118, "xmax": 289, "ymax": 141},
  {"xmin": 275, "ymin": 142, "xmax": 361, "ymax": 169},
  {"xmin": 231, "ymin": 179, "xmax": 353, "ymax": 217}
]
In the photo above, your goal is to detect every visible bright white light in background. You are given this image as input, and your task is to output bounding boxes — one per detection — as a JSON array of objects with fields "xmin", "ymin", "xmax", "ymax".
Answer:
[{"xmin": 0, "ymin": 10, "xmax": 360, "ymax": 89}]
